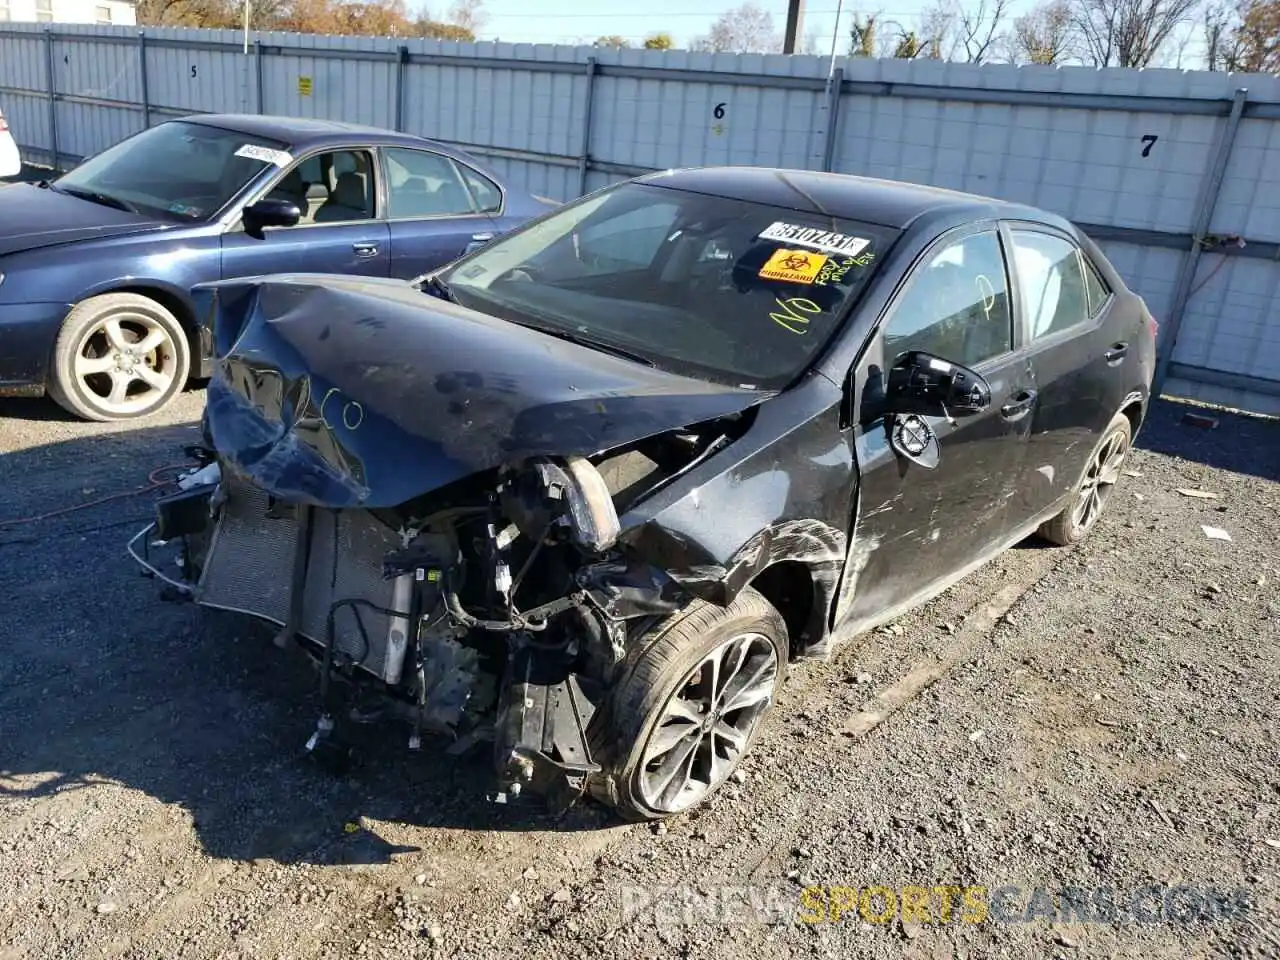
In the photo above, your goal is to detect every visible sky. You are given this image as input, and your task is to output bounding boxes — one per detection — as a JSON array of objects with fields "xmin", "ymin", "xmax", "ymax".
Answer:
[
  {"xmin": 469, "ymin": 0, "xmax": 976, "ymax": 50},
  {"xmin": 460, "ymin": 0, "xmax": 1208, "ymax": 67}
]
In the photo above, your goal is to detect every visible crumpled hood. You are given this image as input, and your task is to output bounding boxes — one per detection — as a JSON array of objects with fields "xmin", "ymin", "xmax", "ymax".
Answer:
[
  {"xmin": 197, "ymin": 274, "xmax": 770, "ymax": 509},
  {"xmin": 0, "ymin": 181, "xmax": 168, "ymax": 257}
]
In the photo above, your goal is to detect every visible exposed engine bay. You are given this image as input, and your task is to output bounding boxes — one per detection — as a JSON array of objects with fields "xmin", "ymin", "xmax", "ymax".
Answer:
[
  {"xmin": 125, "ymin": 273, "xmax": 854, "ymax": 818},
  {"xmin": 131, "ymin": 417, "xmax": 749, "ymax": 812}
]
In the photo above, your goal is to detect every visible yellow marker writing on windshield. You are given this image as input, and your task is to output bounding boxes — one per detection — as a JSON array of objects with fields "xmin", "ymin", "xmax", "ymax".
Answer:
[{"xmin": 770, "ymin": 296, "xmax": 821, "ymax": 335}]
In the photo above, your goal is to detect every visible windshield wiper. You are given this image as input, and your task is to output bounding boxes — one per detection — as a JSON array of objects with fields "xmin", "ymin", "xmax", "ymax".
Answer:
[
  {"xmin": 53, "ymin": 184, "xmax": 139, "ymax": 214},
  {"xmin": 511, "ymin": 320, "xmax": 655, "ymax": 367},
  {"xmin": 421, "ymin": 273, "xmax": 457, "ymax": 303}
]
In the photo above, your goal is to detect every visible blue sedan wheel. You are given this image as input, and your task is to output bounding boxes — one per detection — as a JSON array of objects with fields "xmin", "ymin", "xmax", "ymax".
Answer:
[{"xmin": 47, "ymin": 292, "xmax": 191, "ymax": 421}]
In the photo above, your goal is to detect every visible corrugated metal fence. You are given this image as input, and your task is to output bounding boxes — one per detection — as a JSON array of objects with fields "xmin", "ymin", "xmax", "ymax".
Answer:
[{"xmin": 2, "ymin": 22, "xmax": 1279, "ymax": 413}]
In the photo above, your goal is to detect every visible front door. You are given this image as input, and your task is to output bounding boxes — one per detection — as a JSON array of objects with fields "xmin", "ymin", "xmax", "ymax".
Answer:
[
  {"xmin": 221, "ymin": 147, "xmax": 390, "ymax": 281},
  {"xmin": 835, "ymin": 223, "xmax": 1036, "ymax": 629}
]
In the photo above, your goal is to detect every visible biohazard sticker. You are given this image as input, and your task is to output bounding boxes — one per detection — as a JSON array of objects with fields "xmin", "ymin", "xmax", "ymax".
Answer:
[
  {"xmin": 758, "ymin": 221, "xmax": 870, "ymax": 257},
  {"xmin": 234, "ymin": 143, "xmax": 293, "ymax": 167},
  {"xmin": 759, "ymin": 248, "xmax": 828, "ymax": 283}
]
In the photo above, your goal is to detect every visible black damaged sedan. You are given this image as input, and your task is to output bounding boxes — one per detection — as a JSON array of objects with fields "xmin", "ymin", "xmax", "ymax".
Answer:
[{"xmin": 132, "ymin": 167, "xmax": 1157, "ymax": 820}]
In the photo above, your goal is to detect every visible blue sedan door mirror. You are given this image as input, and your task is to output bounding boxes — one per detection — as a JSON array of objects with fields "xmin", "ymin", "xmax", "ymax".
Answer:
[{"xmin": 243, "ymin": 198, "xmax": 301, "ymax": 240}]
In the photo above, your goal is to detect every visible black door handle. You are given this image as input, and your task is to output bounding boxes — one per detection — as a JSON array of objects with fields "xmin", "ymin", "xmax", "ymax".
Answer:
[
  {"xmin": 1104, "ymin": 342, "xmax": 1128, "ymax": 363},
  {"xmin": 1000, "ymin": 389, "xmax": 1038, "ymax": 421}
]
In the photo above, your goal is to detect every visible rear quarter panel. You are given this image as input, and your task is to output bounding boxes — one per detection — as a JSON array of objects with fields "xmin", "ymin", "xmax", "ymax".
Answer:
[{"xmin": 1079, "ymin": 232, "xmax": 1156, "ymax": 426}]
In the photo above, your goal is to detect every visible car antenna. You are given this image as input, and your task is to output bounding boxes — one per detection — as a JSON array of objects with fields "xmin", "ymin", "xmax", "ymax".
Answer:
[{"xmin": 770, "ymin": 171, "xmax": 836, "ymax": 223}]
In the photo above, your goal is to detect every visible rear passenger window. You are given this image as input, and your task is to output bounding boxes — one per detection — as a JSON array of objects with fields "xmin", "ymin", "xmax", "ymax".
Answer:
[
  {"xmin": 457, "ymin": 164, "xmax": 502, "ymax": 214},
  {"xmin": 1082, "ymin": 256, "xmax": 1111, "ymax": 317},
  {"xmin": 1008, "ymin": 231, "xmax": 1091, "ymax": 340},
  {"xmin": 384, "ymin": 148, "xmax": 474, "ymax": 219},
  {"xmin": 884, "ymin": 229, "xmax": 1013, "ymax": 370}
]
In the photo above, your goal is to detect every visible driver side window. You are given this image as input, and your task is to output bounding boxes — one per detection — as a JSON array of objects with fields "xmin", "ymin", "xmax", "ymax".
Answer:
[
  {"xmin": 884, "ymin": 230, "xmax": 1013, "ymax": 370},
  {"xmin": 264, "ymin": 149, "xmax": 377, "ymax": 226}
]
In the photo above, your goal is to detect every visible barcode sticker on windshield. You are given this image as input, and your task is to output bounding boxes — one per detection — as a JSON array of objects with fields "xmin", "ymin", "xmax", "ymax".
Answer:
[
  {"xmin": 234, "ymin": 144, "xmax": 293, "ymax": 167},
  {"xmin": 758, "ymin": 221, "xmax": 870, "ymax": 257}
]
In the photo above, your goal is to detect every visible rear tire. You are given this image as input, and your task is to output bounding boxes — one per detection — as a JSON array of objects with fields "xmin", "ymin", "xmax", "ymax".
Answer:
[
  {"xmin": 587, "ymin": 586, "xmax": 788, "ymax": 821},
  {"xmin": 1037, "ymin": 411, "xmax": 1132, "ymax": 546},
  {"xmin": 47, "ymin": 293, "xmax": 190, "ymax": 422}
]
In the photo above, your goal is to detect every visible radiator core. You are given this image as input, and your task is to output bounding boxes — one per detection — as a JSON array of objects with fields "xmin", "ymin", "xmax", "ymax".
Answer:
[{"xmin": 196, "ymin": 478, "xmax": 404, "ymax": 679}]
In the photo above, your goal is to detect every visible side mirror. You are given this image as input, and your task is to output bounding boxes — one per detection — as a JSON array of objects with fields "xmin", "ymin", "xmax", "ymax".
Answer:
[
  {"xmin": 242, "ymin": 197, "xmax": 301, "ymax": 240},
  {"xmin": 885, "ymin": 350, "xmax": 991, "ymax": 419}
]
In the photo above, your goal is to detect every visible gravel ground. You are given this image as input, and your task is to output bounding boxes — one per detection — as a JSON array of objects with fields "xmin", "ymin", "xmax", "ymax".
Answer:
[{"xmin": 0, "ymin": 386, "xmax": 1276, "ymax": 960}]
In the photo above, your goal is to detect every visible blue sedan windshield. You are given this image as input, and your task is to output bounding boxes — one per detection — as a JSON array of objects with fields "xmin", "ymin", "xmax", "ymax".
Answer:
[{"xmin": 53, "ymin": 120, "xmax": 290, "ymax": 222}]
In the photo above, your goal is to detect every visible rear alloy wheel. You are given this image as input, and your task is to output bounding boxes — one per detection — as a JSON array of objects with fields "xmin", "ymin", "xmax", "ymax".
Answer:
[
  {"xmin": 1038, "ymin": 411, "xmax": 1133, "ymax": 545},
  {"xmin": 48, "ymin": 293, "xmax": 190, "ymax": 422},
  {"xmin": 589, "ymin": 586, "xmax": 788, "ymax": 821}
]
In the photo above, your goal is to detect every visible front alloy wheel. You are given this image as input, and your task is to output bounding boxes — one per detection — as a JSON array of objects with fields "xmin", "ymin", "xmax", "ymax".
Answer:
[
  {"xmin": 588, "ymin": 586, "xmax": 788, "ymax": 821},
  {"xmin": 48, "ymin": 293, "xmax": 190, "ymax": 422},
  {"xmin": 637, "ymin": 630, "xmax": 779, "ymax": 814}
]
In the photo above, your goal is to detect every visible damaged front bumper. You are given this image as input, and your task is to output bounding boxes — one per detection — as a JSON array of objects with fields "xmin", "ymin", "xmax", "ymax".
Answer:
[{"xmin": 127, "ymin": 454, "xmax": 678, "ymax": 813}]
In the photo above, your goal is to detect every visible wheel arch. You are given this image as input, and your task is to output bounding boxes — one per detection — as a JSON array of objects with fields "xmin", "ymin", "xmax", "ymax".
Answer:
[
  {"xmin": 1119, "ymin": 389, "xmax": 1146, "ymax": 439},
  {"xmin": 708, "ymin": 518, "xmax": 846, "ymax": 658},
  {"xmin": 749, "ymin": 559, "xmax": 825, "ymax": 657},
  {"xmin": 77, "ymin": 280, "xmax": 203, "ymax": 383}
]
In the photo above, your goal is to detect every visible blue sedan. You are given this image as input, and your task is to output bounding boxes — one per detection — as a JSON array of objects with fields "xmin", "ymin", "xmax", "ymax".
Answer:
[{"xmin": 0, "ymin": 114, "xmax": 553, "ymax": 420}]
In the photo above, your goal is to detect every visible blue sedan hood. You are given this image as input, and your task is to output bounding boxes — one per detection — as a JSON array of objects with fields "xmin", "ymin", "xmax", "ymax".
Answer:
[
  {"xmin": 0, "ymin": 181, "xmax": 168, "ymax": 256},
  {"xmin": 196, "ymin": 274, "xmax": 771, "ymax": 509}
]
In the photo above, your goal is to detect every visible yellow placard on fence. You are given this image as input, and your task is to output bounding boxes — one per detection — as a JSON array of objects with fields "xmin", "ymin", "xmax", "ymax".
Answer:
[{"xmin": 298, "ymin": 76, "xmax": 313, "ymax": 97}]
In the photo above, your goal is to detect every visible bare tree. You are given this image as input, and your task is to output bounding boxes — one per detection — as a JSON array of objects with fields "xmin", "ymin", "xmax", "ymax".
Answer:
[
  {"xmin": 849, "ymin": 11, "xmax": 880, "ymax": 55},
  {"xmin": 920, "ymin": 0, "xmax": 961, "ymax": 57},
  {"xmin": 955, "ymin": 0, "xmax": 1012, "ymax": 60},
  {"xmin": 695, "ymin": 2, "xmax": 781, "ymax": 53},
  {"xmin": 1013, "ymin": 0, "xmax": 1075, "ymax": 62},
  {"xmin": 886, "ymin": 24, "xmax": 937, "ymax": 56},
  {"xmin": 1232, "ymin": 0, "xmax": 1280, "ymax": 70},
  {"xmin": 1069, "ymin": 0, "xmax": 1203, "ymax": 67},
  {"xmin": 446, "ymin": 0, "xmax": 486, "ymax": 34},
  {"xmin": 1203, "ymin": 0, "xmax": 1238, "ymax": 66}
]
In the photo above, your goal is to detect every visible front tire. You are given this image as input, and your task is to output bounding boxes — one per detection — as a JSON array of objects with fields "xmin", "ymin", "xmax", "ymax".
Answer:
[
  {"xmin": 47, "ymin": 293, "xmax": 190, "ymax": 422},
  {"xmin": 588, "ymin": 586, "xmax": 788, "ymax": 821},
  {"xmin": 1037, "ymin": 411, "xmax": 1132, "ymax": 546}
]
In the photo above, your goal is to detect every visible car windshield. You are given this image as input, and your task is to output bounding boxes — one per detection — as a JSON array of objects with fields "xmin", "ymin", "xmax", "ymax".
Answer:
[
  {"xmin": 53, "ymin": 120, "xmax": 291, "ymax": 222},
  {"xmin": 438, "ymin": 181, "xmax": 897, "ymax": 390}
]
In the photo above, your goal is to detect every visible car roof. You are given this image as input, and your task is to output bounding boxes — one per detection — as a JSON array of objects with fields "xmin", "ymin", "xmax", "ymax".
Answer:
[
  {"xmin": 178, "ymin": 113, "xmax": 440, "ymax": 150},
  {"xmin": 638, "ymin": 166, "xmax": 1063, "ymax": 233}
]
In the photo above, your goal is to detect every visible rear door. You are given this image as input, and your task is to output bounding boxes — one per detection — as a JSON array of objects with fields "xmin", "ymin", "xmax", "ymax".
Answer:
[
  {"xmin": 380, "ymin": 146, "xmax": 501, "ymax": 278},
  {"xmin": 836, "ymin": 222, "xmax": 1036, "ymax": 627},
  {"xmin": 221, "ymin": 146, "xmax": 390, "ymax": 280},
  {"xmin": 1000, "ymin": 222, "xmax": 1129, "ymax": 523}
]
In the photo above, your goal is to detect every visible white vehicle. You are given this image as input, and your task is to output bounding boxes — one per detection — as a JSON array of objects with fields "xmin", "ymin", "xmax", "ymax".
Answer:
[{"xmin": 0, "ymin": 107, "xmax": 21, "ymax": 179}]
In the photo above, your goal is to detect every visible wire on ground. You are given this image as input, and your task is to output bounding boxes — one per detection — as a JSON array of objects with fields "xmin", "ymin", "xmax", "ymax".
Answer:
[{"xmin": 0, "ymin": 462, "xmax": 196, "ymax": 530}]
